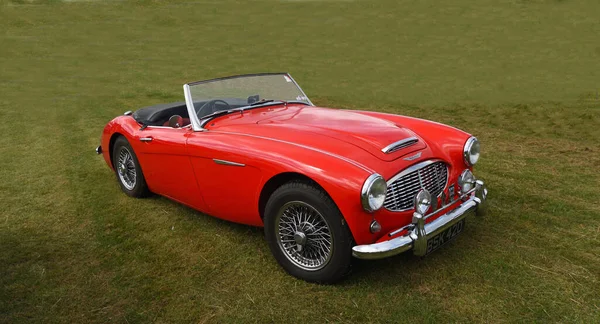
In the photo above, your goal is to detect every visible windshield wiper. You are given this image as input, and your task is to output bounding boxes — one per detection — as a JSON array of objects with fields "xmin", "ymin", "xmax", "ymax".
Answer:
[
  {"xmin": 199, "ymin": 100, "xmax": 286, "ymax": 124},
  {"xmin": 238, "ymin": 99, "xmax": 287, "ymax": 111},
  {"xmin": 249, "ymin": 99, "xmax": 275, "ymax": 106}
]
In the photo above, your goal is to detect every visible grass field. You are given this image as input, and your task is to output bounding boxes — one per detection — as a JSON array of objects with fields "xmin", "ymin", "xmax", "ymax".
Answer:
[{"xmin": 1, "ymin": 0, "xmax": 599, "ymax": 322}]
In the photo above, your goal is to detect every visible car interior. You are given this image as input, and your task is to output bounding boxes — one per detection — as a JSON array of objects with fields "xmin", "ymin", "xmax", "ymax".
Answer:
[
  {"xmin": 132, "ymin": 102, "xmax": 191, "ymax": 128},
  {"xmin": 132, "ymin": 97, "xmax": 258, "ymax": 128}
]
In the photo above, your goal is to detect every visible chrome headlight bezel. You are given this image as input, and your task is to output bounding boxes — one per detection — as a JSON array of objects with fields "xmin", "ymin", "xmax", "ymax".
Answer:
[
  {"xmin": 361, "ymin": 174, "xmax": 387, "ymax": 212},
  {"xmin": 463, "ymin": 136, "xmax": 480, "ymax": 166}
]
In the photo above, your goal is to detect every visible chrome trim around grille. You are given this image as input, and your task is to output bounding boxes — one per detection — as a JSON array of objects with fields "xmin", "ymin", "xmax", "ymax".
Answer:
[
  {"xmin": 381, "ymin": 137, "xmax": 419, "ymax": 154},
  {"xmin": 383, "ymin": 160, "xmax": 449, "ymax": 212}
]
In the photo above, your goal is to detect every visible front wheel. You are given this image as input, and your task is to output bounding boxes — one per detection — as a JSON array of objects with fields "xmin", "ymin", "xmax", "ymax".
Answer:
[
  {"xmin": 264, "ymin": 181, "xmax": 353, "ymax": 283},
  {"xmin": 111, "ymin": 136, "xmax": 150, "ymax": 198}
]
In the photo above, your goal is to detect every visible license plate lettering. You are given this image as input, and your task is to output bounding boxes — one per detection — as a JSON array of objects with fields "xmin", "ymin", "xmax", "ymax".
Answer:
[{"xmin": 425, "ymin": 219, "xmax": 465, "ymax": 255}]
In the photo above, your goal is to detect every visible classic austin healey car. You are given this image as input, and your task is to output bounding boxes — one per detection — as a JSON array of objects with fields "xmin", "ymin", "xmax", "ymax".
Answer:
[{"xmin": 96, "ymin": 73, "xmax": 488, "ymax": 283}]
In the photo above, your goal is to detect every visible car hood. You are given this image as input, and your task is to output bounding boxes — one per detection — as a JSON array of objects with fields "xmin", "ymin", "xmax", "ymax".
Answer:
[{"xmin": 210, "ymin": 105, "xmax": 427, "ymax": 162}]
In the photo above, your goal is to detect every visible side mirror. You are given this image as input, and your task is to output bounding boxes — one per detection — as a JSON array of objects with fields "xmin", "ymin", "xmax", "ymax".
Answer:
[{"xmin": 168, "ymin": 115, "xmax": 183, "ymax": 128}]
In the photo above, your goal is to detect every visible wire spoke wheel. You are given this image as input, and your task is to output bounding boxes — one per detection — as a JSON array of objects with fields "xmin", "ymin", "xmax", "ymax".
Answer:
[
  {"xmin": 275, "ymin": 201, "xmax": 333, "ymax": 271},
  {"xmin": 117, "ymin": 147, "xmax": 136, "ymax": 190}
]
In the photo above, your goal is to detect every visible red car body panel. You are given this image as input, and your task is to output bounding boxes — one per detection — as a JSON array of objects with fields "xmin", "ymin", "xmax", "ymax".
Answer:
[{"xmin": 101, "ymin": 104, "xmax": 471, "ymax": 245}]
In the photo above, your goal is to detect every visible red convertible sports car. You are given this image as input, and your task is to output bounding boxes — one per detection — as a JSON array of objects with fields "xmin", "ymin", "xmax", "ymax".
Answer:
[{"xmin": 96, "ymin": 73, "xmax": 488, "ymax": 283}]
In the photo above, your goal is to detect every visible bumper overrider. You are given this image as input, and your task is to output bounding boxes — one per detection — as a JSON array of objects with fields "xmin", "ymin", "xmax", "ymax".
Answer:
[{"xmin": 352, "ymin": 179, "xmax": 488, "ymax": 260}]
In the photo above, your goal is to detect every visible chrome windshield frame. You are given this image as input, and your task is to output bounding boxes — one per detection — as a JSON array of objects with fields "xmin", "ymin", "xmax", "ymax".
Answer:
[
  {"xmin": 183, "ymin": 72, "xmax": 313, "ymax": 132},
  {"xmin": 183, "ymin": 83, "xmax": 204, "ymax": 132}
]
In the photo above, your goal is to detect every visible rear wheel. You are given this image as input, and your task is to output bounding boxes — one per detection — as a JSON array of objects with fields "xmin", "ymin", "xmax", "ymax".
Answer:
[
  {"xmin": 112, "ymin": 136, "xmax": 150, "ymax": 198},
  {"xmin": 264, "ymin": 181, "xmax": 353, "ymax": 283}
]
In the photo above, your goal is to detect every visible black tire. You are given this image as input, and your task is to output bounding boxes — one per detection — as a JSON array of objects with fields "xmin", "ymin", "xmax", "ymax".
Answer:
[
  {"xmin": 112, "ymin": 136, "xmax": 151, "ymax": 198},
  {"xmin": 264, "ymin": 181, "xmax": 353, "ymax": 283}
]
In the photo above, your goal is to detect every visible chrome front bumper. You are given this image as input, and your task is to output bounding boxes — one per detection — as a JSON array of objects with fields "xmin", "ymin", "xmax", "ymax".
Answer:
[{"xmin": 352, "ymin": 180, "xmax": 488, "ymax": 260}]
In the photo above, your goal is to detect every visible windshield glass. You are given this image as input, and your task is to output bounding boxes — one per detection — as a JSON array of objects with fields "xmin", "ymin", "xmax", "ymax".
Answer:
[{"xmin": 186, "ymin": 73, "xmax": 312, "ymax": 120}]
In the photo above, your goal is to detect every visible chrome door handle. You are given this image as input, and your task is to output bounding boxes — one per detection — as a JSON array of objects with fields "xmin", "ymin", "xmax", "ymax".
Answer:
[{"xmin": 140, "ymin": 137, "xmax": 153, "ymax": 142}]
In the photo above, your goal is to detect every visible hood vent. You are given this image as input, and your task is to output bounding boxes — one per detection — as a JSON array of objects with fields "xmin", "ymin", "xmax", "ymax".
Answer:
[{"xmin": 381, "ymin": 137, "xmax": 419, "ymax": 154}]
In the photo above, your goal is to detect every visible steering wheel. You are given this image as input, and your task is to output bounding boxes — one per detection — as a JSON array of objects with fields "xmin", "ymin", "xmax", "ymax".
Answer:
[{"xmin": 196, "ymin": 99, "xmax": 232, "ymax": 118}]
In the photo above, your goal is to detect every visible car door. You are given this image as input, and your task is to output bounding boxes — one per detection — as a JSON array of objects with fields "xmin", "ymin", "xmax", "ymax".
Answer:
[
  {"xmin": 133, "ymin": 126, "xmax": 208, "ymax": 211},
  {"xmin": 185, "ymin": 131, "xmax": 264, "ymax": 226}
]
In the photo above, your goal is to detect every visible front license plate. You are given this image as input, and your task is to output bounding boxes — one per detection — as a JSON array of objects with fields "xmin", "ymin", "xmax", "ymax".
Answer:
[{"xmin": 425, "ymin": 219, "xmax": 465, "ymax": 255}]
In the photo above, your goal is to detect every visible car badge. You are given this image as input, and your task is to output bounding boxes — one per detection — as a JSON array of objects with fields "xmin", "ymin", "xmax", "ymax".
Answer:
[
  {"xmin": 403, "ymin": 152, "xmax": 422, "ymax": 161},
  {"xmin": 441, "ymin": 192, "xmax": 447, "ymax": 206},
  {"xmin": 448, "ymin": 184, "xmax": 455, "ymax": 201}
]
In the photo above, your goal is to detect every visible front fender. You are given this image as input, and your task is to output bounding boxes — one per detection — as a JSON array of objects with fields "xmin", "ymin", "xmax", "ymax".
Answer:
[
  {"xmin": 261, "ymin": 156, "xmax": 378, "ymax": 246},
  {"xmin": 194, "ymin": 130, "xmax": 381, "ymax": 245},
  {"xmin": 100, "ymin": 115, "xmax": 145, "ymax": 170}
]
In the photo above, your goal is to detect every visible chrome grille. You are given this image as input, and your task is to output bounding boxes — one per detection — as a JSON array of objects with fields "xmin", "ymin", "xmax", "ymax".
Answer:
[{"xmin": 383, "ymin": 161, "xmax": 448, "ymax": 212}]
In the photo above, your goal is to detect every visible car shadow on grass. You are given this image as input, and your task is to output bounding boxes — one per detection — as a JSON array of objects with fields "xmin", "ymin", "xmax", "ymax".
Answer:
[
  {"xmin": 146, "ymin": 195, "xmax": 470, "ymax": 286},
  {"xmin": 146, "ymin": 194, "xmax": 265, "ymax": 238}
]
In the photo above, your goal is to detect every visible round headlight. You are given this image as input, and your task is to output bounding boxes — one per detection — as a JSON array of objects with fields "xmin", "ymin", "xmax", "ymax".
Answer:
[
  {"xmin": 458, "ymin": 169, "xmax": 476, "ymax": 193},
  {"xmin": 463, "ymin": 137, "xmax": 480, "ymax": 166},
  {"xmin": 361, "ymin": 174, "xmax": 387, "ymax": 212},
  {"xmin": 414, "ymin": 189, "xmax": 432, "ymax": 215}
]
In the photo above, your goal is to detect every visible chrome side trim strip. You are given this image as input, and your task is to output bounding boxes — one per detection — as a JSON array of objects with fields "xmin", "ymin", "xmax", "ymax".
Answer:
[
  {"xmin": 381, "ymin": 137, "xmax": 418, "ymax": 154},
  {"xmin": 213, "ymin": 159, "xmax": 245, "ymax": 167}
]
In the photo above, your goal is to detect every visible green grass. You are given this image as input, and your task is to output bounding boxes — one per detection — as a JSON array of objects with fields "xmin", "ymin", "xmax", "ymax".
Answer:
[{"xmin": 1, "ymin": 0, "xmax": 599, "ymax": 322}]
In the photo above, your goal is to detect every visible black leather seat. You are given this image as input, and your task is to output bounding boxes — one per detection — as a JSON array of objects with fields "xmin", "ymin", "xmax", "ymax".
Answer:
[{"xmin": 132, "ymin": 102, "xmax": 190, "ymax": 126}]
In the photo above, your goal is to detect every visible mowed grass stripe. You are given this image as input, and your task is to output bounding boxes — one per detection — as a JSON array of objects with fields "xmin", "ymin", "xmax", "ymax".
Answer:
[{"xmin": 0, "ymin": 98, "xmax": 96, "ymax": 320}]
